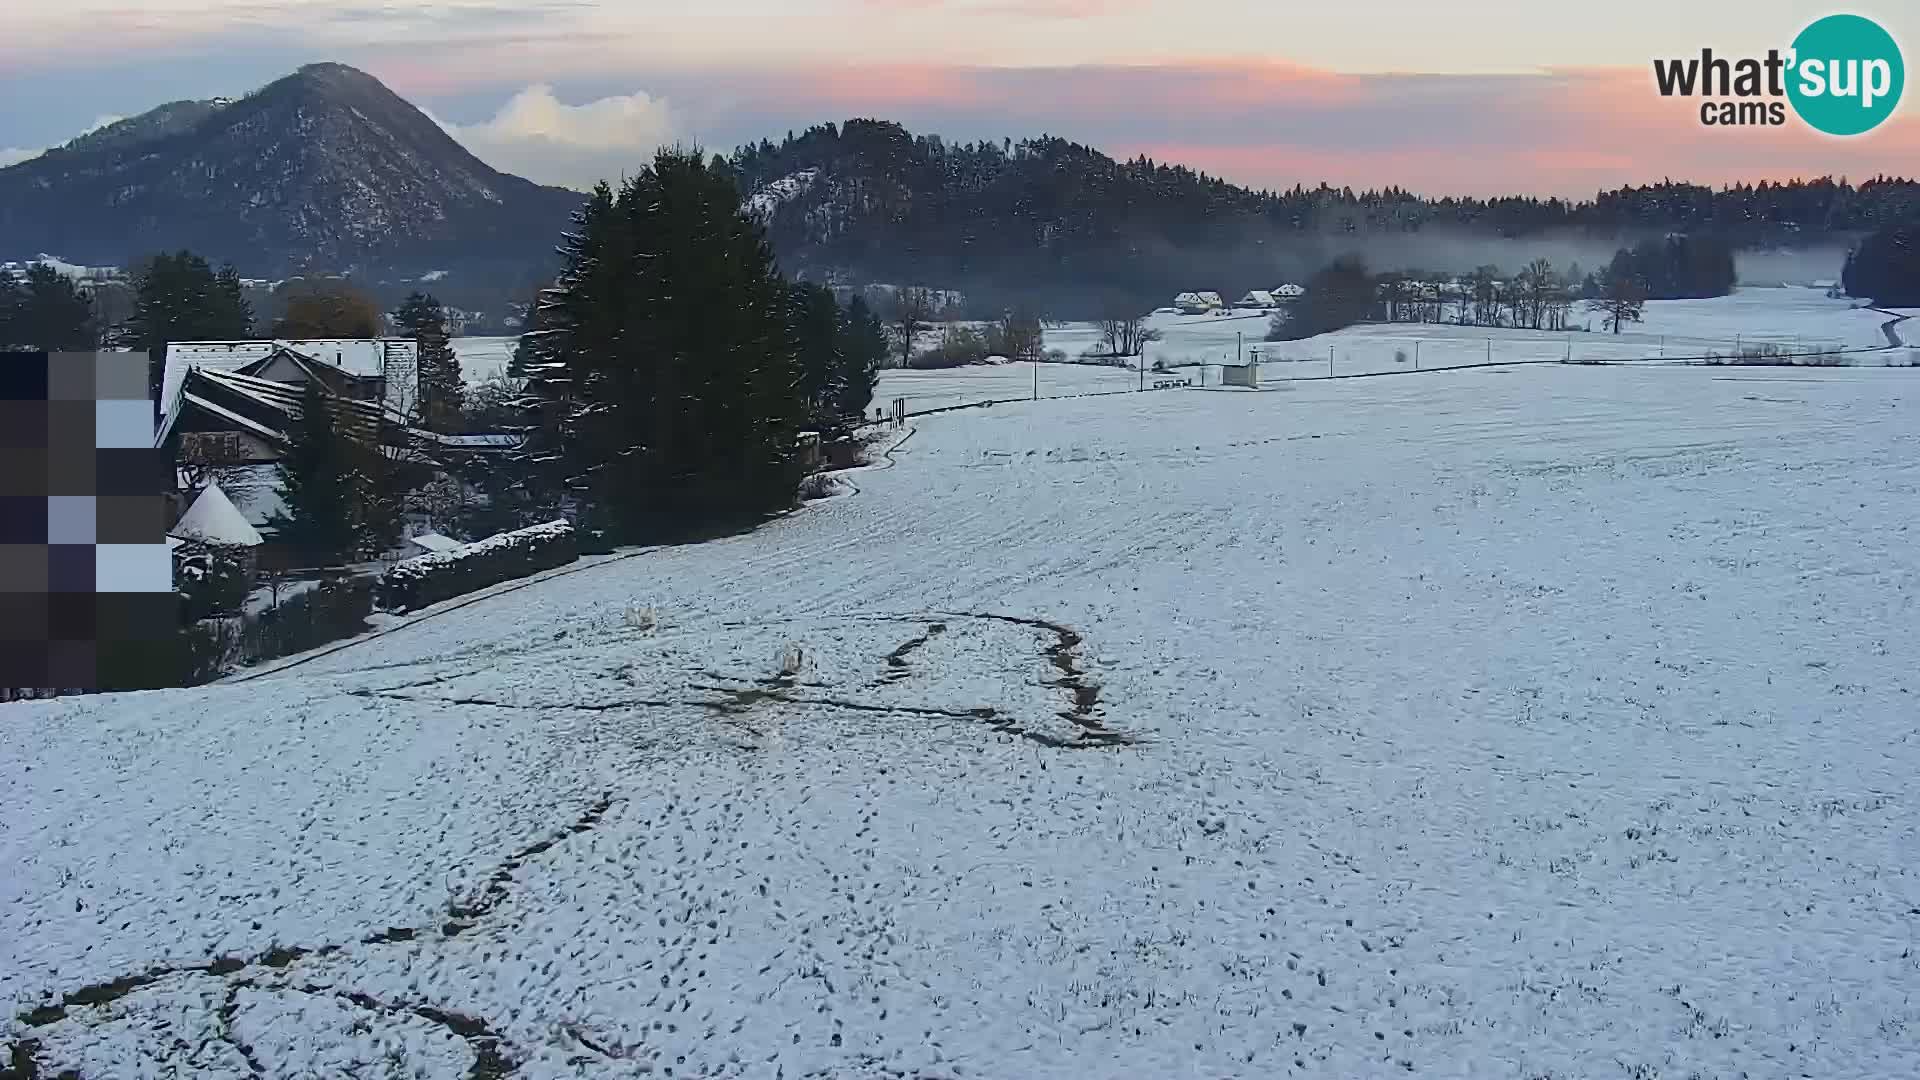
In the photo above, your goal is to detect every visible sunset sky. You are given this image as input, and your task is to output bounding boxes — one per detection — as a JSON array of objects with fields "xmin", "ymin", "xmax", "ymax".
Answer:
[{"xmin": 2, "ymin": 1, "xmax": 1914, "ymax": 195}]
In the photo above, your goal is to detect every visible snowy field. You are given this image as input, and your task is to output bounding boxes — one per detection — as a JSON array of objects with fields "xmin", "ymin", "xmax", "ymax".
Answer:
[
  {"xmin": 458, "ymin": 289, "xmax": 1907, "ymax": 411},
  {"xmin": 874, "ymin": 361, "xmax": 1145, "ymax": 415},
  {"xmin": 1121, "ymin": 287, "xmax": 1903, "ymax": 375},
  {"xmin": 453, "ymin": 336, "xmax": 516, "ymax": 387},
  {"xmin": 9, "ymin": 358, "xmax": 1920, "ymax": 1078}
]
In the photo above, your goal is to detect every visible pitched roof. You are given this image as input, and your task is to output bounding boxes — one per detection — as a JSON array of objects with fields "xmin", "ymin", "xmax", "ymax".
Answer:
[
  {"xmin": 158, "ymin": 366, "xmax": 388, "ymax": 448},
  {"xmin": 169, "ymin": 482, "xmax": 264, "ymax": 547},
  {"xmin": 406, "ymin": 532, "xmax": 465, "ymax": 553},
  {"xmin": 158, "ymin": 339, "xmax": 419, "ymax": 436}
]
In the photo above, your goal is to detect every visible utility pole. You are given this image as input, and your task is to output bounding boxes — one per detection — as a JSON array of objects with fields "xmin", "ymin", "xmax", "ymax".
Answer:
[
  {"xmin": 1328, "ymin": 344, "xmax": 1334, "ymax": 378},
  {"xmin": 1237, "ymin": 331, "xmax": 1243, "ymax": 366},
  {"xmin": 1032, "ymin": 360, "xmax": 1038, "ymax": 401},
  {"xmin": 1414, "ymin": 340, "xmax": 1421, "ymax": 370}
]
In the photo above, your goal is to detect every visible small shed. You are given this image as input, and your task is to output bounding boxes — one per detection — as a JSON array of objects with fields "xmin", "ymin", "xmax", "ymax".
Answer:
[
  {"xmin": 404, "ymin": 532, "xmax": 465, "ymax": 556},
  {"xmin": 168, "ymin": 482, "xmax": 265, "ymax": 548}
]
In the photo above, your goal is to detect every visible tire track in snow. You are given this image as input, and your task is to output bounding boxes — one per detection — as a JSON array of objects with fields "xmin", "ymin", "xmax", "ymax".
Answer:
[{"xmin": 9, "ymin": 795, "xmax": 619, "ymax": 1078}]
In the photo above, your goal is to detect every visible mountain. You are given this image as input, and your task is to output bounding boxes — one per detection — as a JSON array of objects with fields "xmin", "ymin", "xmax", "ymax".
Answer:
[
  {"xmin": 729, "ymin": 119, "xmax": 1920, "ymax": 317},
  {"xmin": 0, "ymin": 63, "xmax": 584, "ymax": 278}
]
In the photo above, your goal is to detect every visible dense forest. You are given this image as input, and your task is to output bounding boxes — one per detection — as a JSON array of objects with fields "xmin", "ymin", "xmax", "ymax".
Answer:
[{"xmin": 726, "ymin": 119, "xmax": 1920, "ymax": 317}]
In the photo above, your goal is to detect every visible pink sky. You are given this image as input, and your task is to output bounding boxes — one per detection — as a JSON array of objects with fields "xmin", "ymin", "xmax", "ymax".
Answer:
[{"xmin": 2, "ymin": 1, "xmax": 1914, "ymax": 195}]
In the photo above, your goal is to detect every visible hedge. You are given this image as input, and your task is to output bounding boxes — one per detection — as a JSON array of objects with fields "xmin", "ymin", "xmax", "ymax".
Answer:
[
  {"xmin": 242, "ymin": 578, "xmax": 375, "ymax": 664},
  {"xmin": 376, "ymin": 519, "xmax": 578, "ymax": 612}
]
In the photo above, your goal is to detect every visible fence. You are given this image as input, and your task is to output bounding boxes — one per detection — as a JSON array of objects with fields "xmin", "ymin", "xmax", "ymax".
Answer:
[{"xmin": 867, "ymin": 335, "xmax": 1909, "ymax": 423}]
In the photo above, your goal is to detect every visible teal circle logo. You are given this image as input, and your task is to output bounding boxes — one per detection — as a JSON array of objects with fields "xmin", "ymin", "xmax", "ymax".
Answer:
[{"xmin": 1787, "ymin": 14, "xmax": 1904, "ymax": 135}]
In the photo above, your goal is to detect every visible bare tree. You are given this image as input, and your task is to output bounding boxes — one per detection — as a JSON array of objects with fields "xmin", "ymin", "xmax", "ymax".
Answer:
[
  {"xmin": 1469, "ymin": 266, "xmax": 1501, "ymax": 326},
  {"xmin": 1587, "ymin": 276, "xmax": 1647, "ymax": 334},
  {"xmin": 888, "ymin": 286, "xmax": 934, "ymax": 368},
  {"xmin": 989, "ymin": 307, "xmax": 1045, "ymax": 362},
  {"xmin": 1097, "ymin": 312, "xmax": 1160, "ymax": 357}
]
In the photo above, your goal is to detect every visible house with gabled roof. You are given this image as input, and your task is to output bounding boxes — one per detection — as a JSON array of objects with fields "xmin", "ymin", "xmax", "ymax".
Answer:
[{"xmin": 158, "ymin": 337, "xmax": 525, "ymax": 565}]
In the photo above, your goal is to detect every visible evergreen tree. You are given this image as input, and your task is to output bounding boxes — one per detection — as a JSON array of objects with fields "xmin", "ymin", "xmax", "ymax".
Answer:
[
  {"xmin": 838, "ymin": 295, "xmax": 886, "ymax": 424},
  {"xmin": 394, "ymin": 291, "xmax": 465, "ymax": 430},
  {"xmin": 8, "ymin": 265, "xmax": 97, "ymax": 351},
  {"xmin": 522, "ymin": 149, "xmax": 806, "ymax": 540},
  {"xmin": 789, "ymin": 281, "xmax": 844, "ymax": 432},
  {"xmin": 1842, "ymin": 221, "xmax": 1920, "ymax": 305},
  {"xmin": 269, "ymin": 381, "xmax": 358, "ymax": 563},
  {"xmin": 1270, "ymin": 257, "xmax": 1373, "ymax": 340},
  {"xmin": 0, "ymin": 274, "xmax": 22, "ymax": 349},
  {"xmin": 127, "ymin": 251, "xmax": 254, "ymax": 419}
]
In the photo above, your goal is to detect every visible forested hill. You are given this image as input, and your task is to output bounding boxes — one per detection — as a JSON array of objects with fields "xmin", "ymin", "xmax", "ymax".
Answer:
[{"xmin": 727, "ymin": 118, "xmax": 1920, "ymax": 316}]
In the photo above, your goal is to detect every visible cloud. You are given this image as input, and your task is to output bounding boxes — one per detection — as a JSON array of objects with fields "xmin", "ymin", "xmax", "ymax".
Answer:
[
  {"xmin": 435, "ymin": 84, "xmax": 676, "ymax": 190},
  {"xmin": 0, "ymin": 114, "xmax": 125, "ymax": 171}
]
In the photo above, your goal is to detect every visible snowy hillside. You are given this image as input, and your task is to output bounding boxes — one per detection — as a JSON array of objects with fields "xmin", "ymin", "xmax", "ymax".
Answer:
[
  {"xmin": 742, "ymin": 168, "xmax": 819, "ymax": 222},
  {"xmin": 8, "ymin": 357, "xmax": 1920, "ymax": 1078}
]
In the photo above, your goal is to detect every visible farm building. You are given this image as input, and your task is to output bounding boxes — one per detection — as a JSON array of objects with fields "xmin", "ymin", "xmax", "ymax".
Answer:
[
  {"xmin": 1236, "ymin": 290, "xmax": 1277, "ymax": 309},
  {"xmin": 1174, "ymin": 291, "xmax": 1225, "ymax": 315}
]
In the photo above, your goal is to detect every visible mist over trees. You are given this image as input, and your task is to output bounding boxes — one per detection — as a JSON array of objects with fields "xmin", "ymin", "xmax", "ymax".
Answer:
[
  {"xmin": 1842, "ymin": 222, "xmax": 1920, "ymax": 306},
  {"xmin": 727, "ymin": 120, "xmax": 1919, "ymax": 318}
]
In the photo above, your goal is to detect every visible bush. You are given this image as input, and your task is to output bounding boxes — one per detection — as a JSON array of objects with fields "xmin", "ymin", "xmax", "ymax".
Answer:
[
  {"xmin": 910, "ymin": 325, "xmax": 990, "ymax": 368},
  {"xmin": 181, "ymin": 619, "xmax": 243, "ymax": 684},
  {"xmin": 241, "ymin": 578, "xmax": 374, "ymax": 664},
  {"xmin": 174, "ymin": 541, "xmax": 252, "ymax": 622},
  {"xmin": 799, "ymin": 473, "xmax": 852, "ymax": 501},
  {"xmin": 376, "ymin": 519, "xmax": 578, "ymax": 612},
  {"xmin": 1045, "ymin": 348, "xmax": 1068, "ymax": 363}
]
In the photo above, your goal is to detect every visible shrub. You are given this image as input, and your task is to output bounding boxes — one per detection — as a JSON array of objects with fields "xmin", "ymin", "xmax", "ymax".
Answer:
[
  {"xmin": 1045, "ymin": 348, "xmax": 1068, "ymax": 363},
  {"xmin": 241, "ymin": 578, "xmax": 374, "ymax": 664},
  {"xmin": 799, "ymin": 473, "xmax": 852, "ymax": 501},
  {"xmin": 181, "ymin": 619, "xmax": 243, "ymax": 684},
  {"xmin": 911, "ymin": 325, "xmax": 991, "ymax": 369},
  {"xmin": 376, "ymin": 519, "xmax": 578, "ymax": 612},
  {"xmin": 173, "ymin": 541, "xmax": 252, "ymax": 622}
]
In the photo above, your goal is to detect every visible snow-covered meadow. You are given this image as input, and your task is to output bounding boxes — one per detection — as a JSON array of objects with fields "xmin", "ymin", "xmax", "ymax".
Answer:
[{"xmin": 10, "ymin": 324, "xmax": 1920, "ymax": 1077}]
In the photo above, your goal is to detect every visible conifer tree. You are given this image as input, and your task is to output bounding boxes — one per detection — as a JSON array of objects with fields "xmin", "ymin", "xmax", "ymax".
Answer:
[
  {"xmin": 0, "ymin": 265, "xmax": 95, "ymax": 351},
  {"xmin": 126, "ymin": 251, "xmax": 254, "ymax": 419},
  {"xmin": 394, "ymin": 291, "xmax": 465, "ymax": 430},
  {"xmin": 789, "ymin": 281, "xmax": 844, "ymax": 432},
  {"xmin": 838, "ymin": 295, "xmax": 886, "ymax": 424},
  {"xmin": 269, "ymin": 381, "xmax": 357, "ymax": 562},
  {"xmin": 522, "ymin": 149, "xmax": 806, "ymax": 540}
]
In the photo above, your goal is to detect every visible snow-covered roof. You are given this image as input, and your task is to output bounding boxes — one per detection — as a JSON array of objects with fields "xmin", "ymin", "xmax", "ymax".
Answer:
[
  {"xmin": 406, "ymin": 430, "xmax": 524, "ymax": 450},
  {"xmin": 168, "ymin": 482, "xmax": 264, "ymax": 547},
  {"xmin": 406, "ymin": 532, "xmax": 465, "ymax": 554},
  {"xmin": 1239, "ymin": 290, "xmax": 1276, "ymax": 306},
  {"xmin": 159, "ymin": 339, "xmax": 419, "ymax": 434},
  {"xmin": 1274, "ymin": 284, "xmax": 1306, "ymax": 298}
]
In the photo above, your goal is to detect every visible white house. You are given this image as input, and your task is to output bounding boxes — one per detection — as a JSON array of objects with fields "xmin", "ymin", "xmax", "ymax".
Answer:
[
  {"xmin": 1273, "ymin": 283, "xmax": 1306, "ymax": 300},
  {"xmin": 1236, "ymin": 290, "xmax": 1277, "ymax": 309},
  {"xmin": 1174, "ymin": 291, "xmax": 1225, "ymax": 315}
]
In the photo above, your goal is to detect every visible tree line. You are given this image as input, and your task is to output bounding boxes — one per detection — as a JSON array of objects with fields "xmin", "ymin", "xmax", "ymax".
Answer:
[
  {"xmin": 1269, "ymin": 233, "xmax": 1742, "ymax": 342},
  {"xmin": 727, "ymin": 120, "xmax": 1918, "ymax": 317}
]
